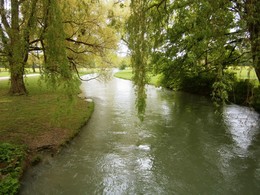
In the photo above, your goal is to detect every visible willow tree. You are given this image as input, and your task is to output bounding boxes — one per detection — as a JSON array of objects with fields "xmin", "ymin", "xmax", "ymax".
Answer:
[
  {"xmin": 126, "ymin": 0, "xmax": 151, "ymax": 118},
  {"xmin": 0, "ymin": 0, "xmax": 67, "ymax": 95},
  {"xmin": 0, "ymin": 0, "xmax": 35, "ymax": 95},
  {"xmin": 0, "ymin": 0, "xmax": 119, "ymax": 95}
]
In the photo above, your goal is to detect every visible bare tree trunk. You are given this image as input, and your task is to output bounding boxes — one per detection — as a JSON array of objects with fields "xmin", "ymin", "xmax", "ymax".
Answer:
[
  {"xmin": 8, "ymin": 0, "xmax": 27, "ymax": 95},
  {"xmin": 9, "ymin": 62, "xmax": 27, "ymax": 95}
]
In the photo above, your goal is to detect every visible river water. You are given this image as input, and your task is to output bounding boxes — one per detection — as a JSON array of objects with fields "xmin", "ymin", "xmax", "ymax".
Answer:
[{"xmin": 21, "ymin": 77, "xmax": 260, "ymax": 194}]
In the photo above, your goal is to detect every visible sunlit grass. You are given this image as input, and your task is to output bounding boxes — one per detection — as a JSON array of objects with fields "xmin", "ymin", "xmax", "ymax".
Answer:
[
  {"xmin": 114, "ymin": 69, "xmax": 133, "ymax": 80},
  {"xmin": 114, "ymin": 69, "xmax": 161, "ymax": 86},
  {"xmin": 228, "ymin": 66, "xmax": 258, "ymax": 80}
]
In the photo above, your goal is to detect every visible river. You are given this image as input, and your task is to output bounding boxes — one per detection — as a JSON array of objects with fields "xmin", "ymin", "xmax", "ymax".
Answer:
[{"xmin": 20, "ymin": 77, "xmax": 260, "ymax": 194}]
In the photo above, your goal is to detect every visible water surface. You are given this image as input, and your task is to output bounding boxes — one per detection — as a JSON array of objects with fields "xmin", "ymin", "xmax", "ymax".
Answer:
[{"xmin": 21, "ymin": 77, "xmax": 260, "ymax": 194}]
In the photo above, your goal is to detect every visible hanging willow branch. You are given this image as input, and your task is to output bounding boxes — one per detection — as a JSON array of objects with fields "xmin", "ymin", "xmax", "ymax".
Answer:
[{"xmin": 127, "ymin": 0, "xmax": 151, "ymax": 120}]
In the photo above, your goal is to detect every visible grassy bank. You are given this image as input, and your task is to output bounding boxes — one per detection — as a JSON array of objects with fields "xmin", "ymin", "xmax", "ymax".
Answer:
[
  {"xmin": 0, "ymin": 77, "xmax": 94, "ymax": 194},
  {"xmin": 115, "ymin": 68, "xmax": 260, "ymax": 111},
  {"xmin": 114, "ymin": 69, "xmax": 161, "ymax": 86},
  {"xmin": 115, "ymin": 67, "xmax": 259, "ymax": 84}
]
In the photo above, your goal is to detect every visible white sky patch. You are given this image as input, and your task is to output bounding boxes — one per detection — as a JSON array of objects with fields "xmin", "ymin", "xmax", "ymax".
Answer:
[{"xmin": 117, "ymin": 40, "xmax": 129, "ymax": 57}]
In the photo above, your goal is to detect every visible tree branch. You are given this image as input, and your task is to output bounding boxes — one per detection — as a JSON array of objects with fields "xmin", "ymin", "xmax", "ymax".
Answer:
[
  {"xmin": 145, "ymin": 0, "xmax": 167, "ymax": 12},
  {"xmin": 0, "ymin": 0, "xmax": 10, "ymax": 33},
  {"xmin": 68, "ymin": 57, "xmax": 100, "ymax": 82}
]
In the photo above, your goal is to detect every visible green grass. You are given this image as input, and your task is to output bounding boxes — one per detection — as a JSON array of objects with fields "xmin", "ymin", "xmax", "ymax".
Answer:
[
  {"xmin": 0, "ymin": 72, "xmax": 9, "ymax": 77},
  {"xmin": 114, "ymin": 69, "xmax": 133, "ymax": 80},
  {"xmin": 114, "ymin": 69, "xmax": 161, "ymax": 86},
  {"xmin": 228, "ymin": 66, "xmax": 258, "ymax": 80},
  {"xmin": 0, "ymin": 77, "xmax": 94, "ymax": 145},
  {"xmin": 0, "ymin": 68, "xmax": 40, "ymax": 77}
]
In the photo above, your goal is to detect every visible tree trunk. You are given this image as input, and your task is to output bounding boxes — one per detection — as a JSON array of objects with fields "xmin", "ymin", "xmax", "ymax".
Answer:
[
  {"xmin": 246, "ymin": 0, "xmax": 260, "ymax": 81},
  {"xmin": 8, "ymin": 0, "xmax": 27, "ymax": 95},
  {"xmin": 250, "ymin": 21, "xmax": 260, "ymax": 81},
  {"xmin": 9, "ymin": 62, "xmax": 27, "ymax": 95}
]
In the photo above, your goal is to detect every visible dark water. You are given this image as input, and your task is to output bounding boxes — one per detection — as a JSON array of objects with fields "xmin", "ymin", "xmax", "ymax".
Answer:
[{"xmin": 20, "ymin": 77, "xmax": 260, "ymax": 194}]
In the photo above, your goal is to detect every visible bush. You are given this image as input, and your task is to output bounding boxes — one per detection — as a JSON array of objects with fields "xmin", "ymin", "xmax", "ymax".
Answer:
[
  {"xmin": 229, "ymin": 80, "xmax": 254, "ymax": 105},
  {"xmin": 252, "ymin": 86, "xmax": 260, "ymax": 111},
  {"xmin": 0, "ymin": 143, "xmax": 26, "ymax": 195},
  {"xmin": 179, "ymin": 73, "xmax": 216, "ymax": 95},
  {"xmin": 119, "ymin": 62, "xmax": 127, "ymax": 70}
]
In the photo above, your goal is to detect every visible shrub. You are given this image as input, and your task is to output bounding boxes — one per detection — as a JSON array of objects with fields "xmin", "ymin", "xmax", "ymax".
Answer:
[
  {"xmin": 229, "ymin": 80, "xmax": 254, "ymax": 105},
  {"xmin": 179, "ymin": 73, "xmax": 216, "ymax": 96},
  {"xmin": 0, "ymin": 143, "xmax": 26, "ymax": 195},
  {"xmin": 252, "ymin": 86, "xmax": 260, "ymax": 111}
]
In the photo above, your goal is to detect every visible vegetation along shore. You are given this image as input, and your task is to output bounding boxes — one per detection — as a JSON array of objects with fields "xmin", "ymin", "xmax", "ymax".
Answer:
[{"xmin": 0, "ymin": 75, "xmax": 94, "ymax": 194}]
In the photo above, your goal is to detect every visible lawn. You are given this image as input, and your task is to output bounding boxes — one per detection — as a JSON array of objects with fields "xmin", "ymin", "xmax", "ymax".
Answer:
[
  {"xmin": 0, "ymin": 77, "xmax": 94, "ymax": 149},
  {"xmin": 0, "ymin": 71, "xmax": 9, "ymax": 77},
  {"xmin": 114, "ymin": 69, "xmax": 161, "ymax": 86},
  {"xmin": 228, "ymin": 66, "xmax": 258, "ymax": 80}
]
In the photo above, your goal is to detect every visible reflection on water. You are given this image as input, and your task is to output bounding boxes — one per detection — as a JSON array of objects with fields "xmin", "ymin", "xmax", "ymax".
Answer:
[
  {"xmin": 20, "ymin": 77, "xmax": 260, "ymax": 194},
  {"xmin": 223, "ymin": 105, "xmax": 260, "ymax": 156}
]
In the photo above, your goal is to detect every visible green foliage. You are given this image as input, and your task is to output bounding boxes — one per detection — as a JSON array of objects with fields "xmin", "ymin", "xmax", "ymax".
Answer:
[
  {"xmin": 127, "ymin": 0, "xmax": 151, "ymax": 119},
  {"xmin": 126, "ymin": 0, "xmax": 260, "ymax": 112},
  {"xmin": 42, "ymin": 0, "xmax": 79, "ymax": 100},
  {"xmin": 228, "ymin": 79, "xmax": 260, "ymax": 111},
  {"xmin": 0, "ymin": 143, "xmax": 26, "ymax": 195},
  {"xmin": 229, "ymin": 80, "xmax": 254, "ymax": 105},
  {"xmin": 252, "ymin": 86, "xmax": 260, "ymax": 111},
  {"xmin": 212, "ymin": 72, "xmax": 235, "ymax": 105},
  {"xmin": 119, "ymin": 61, "xmax": 128, "ymax": 70},
  {"xmin": 178, "ymin": 73, "xmax": 216, "ymax": 96}
]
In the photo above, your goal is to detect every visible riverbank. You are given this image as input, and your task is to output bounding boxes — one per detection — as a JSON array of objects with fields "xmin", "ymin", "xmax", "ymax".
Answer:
[
  {"xmin": 115, "ymin": 69, "xmax": 161, "ymax": 87},
  {"xmin": 114, "ymin": 69, "xmax": 260, "ymax": 112},
  {"xmin": 0, "ymin": 77, "xmax": 94, "ymax": 194}
]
